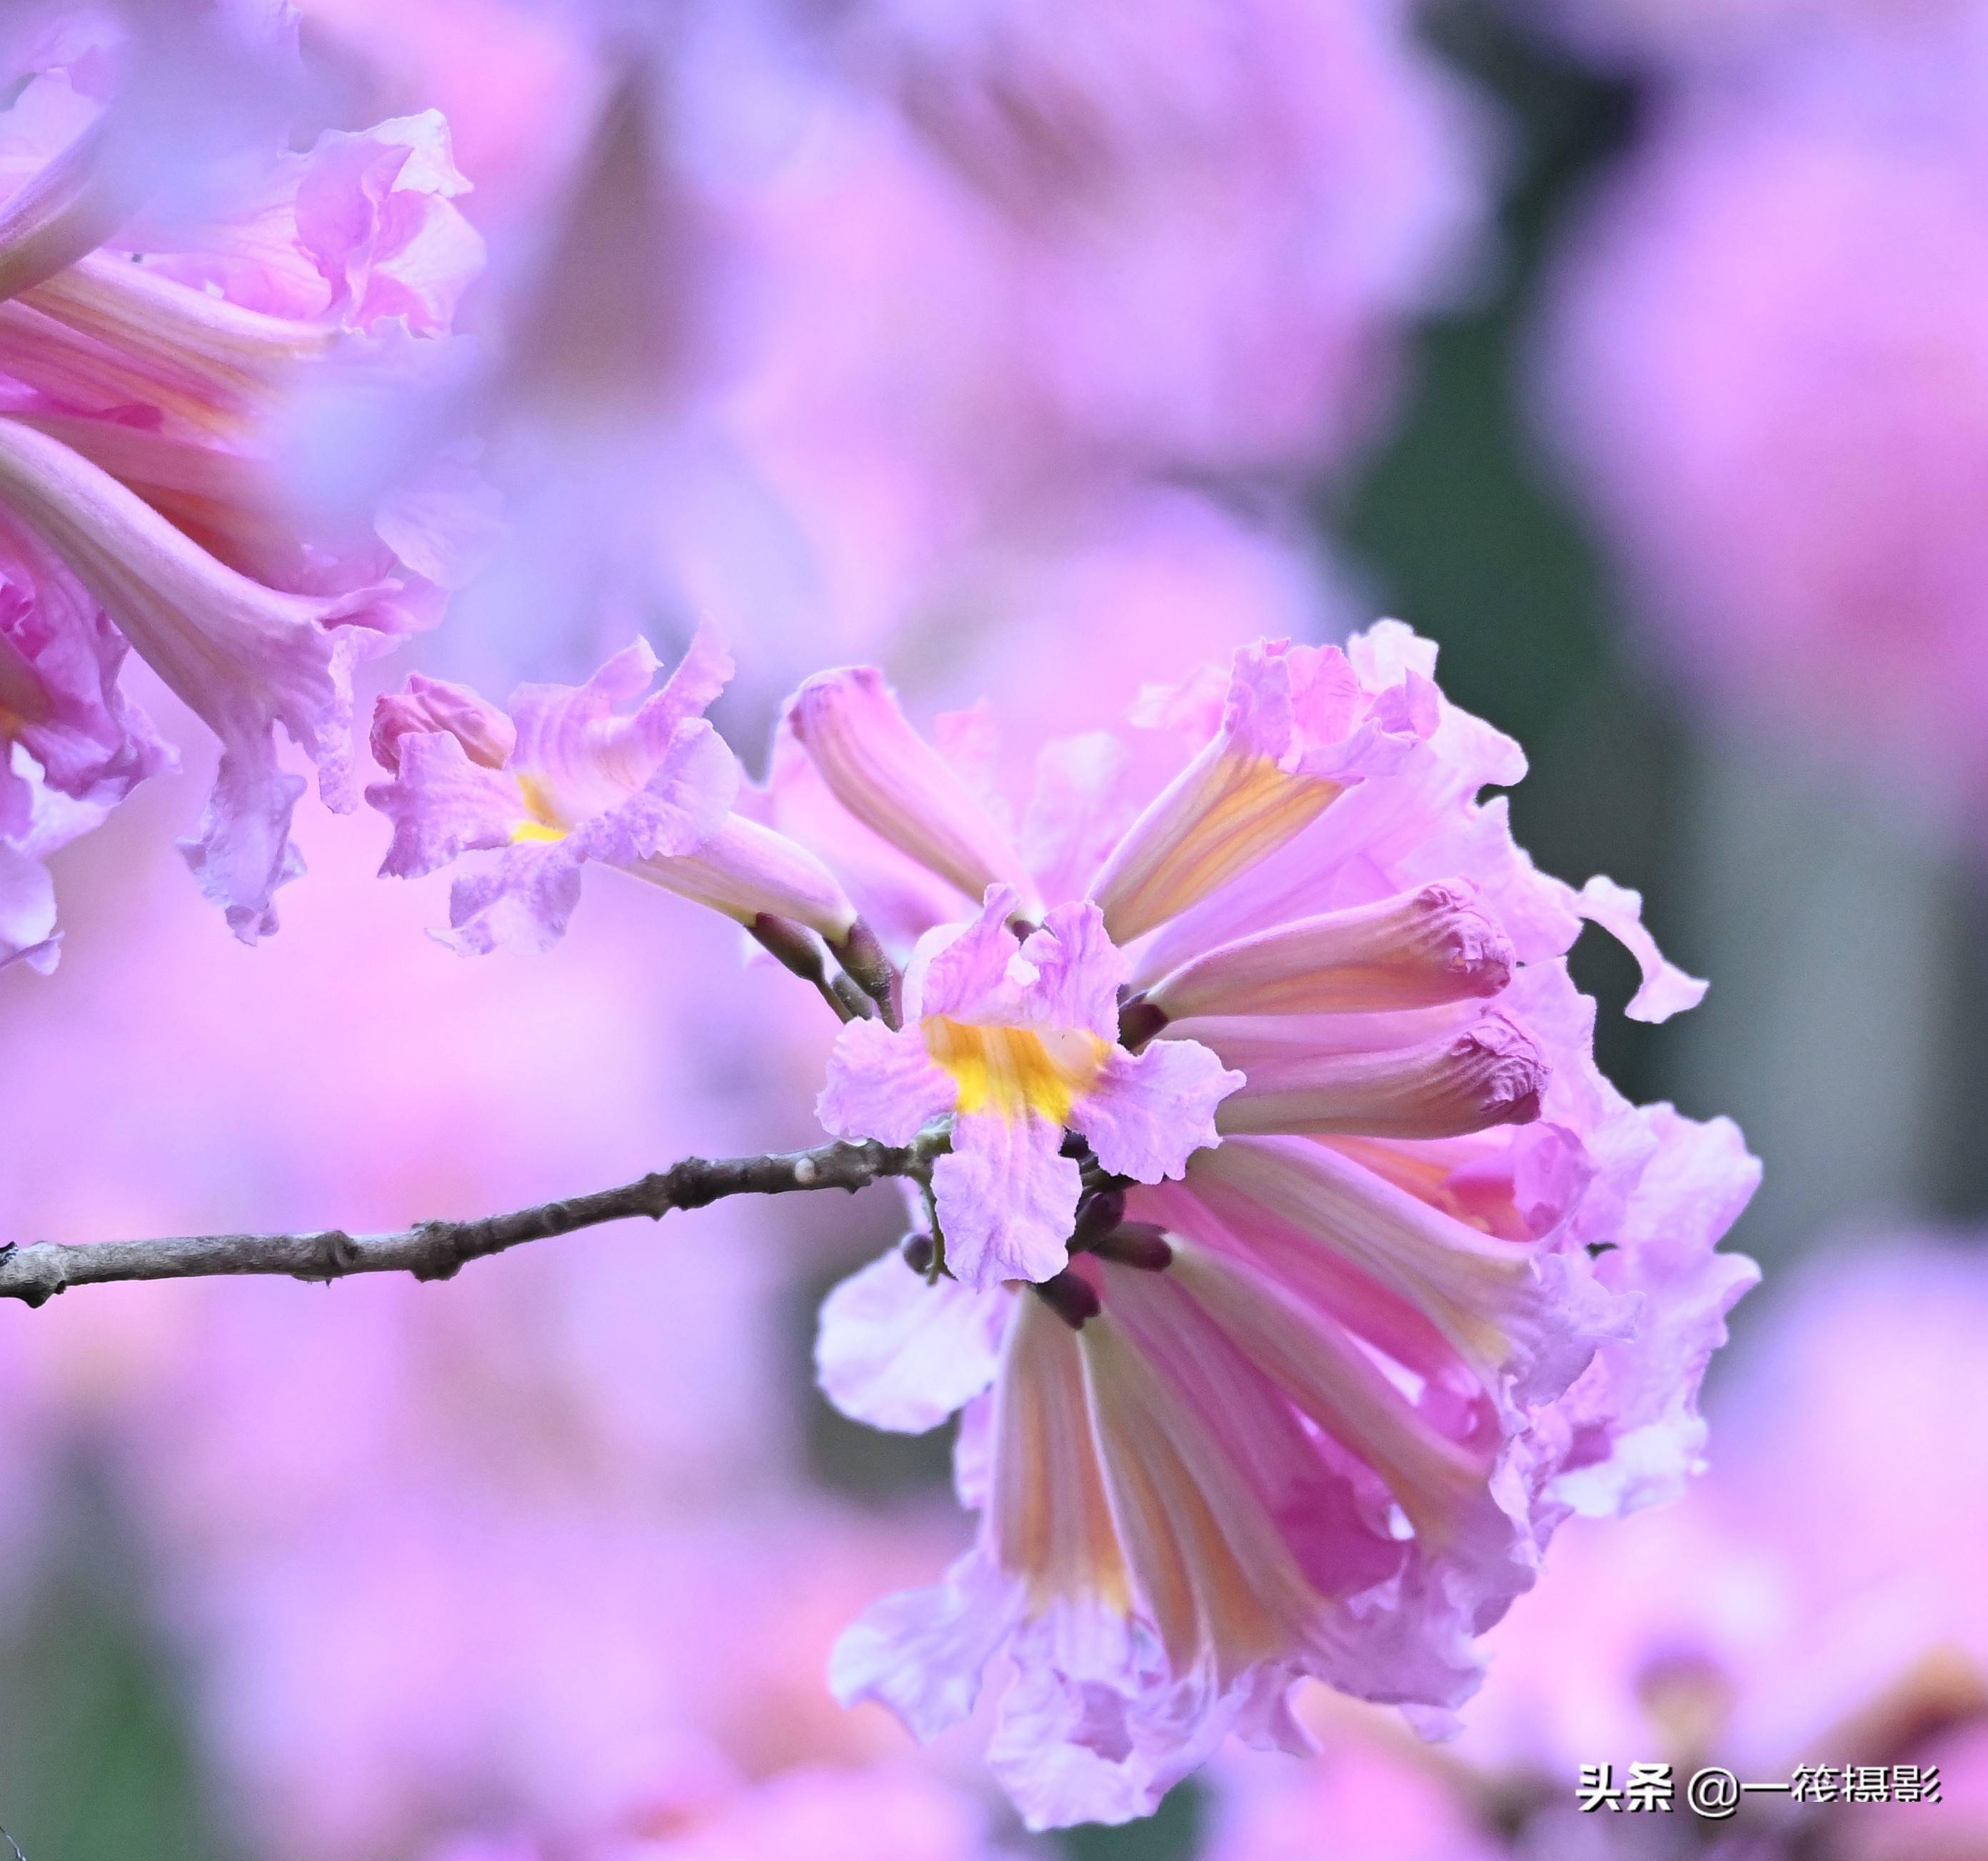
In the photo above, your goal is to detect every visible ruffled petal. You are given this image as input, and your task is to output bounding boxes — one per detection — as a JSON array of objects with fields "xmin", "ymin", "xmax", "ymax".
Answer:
[
  {"xmin": 828, "ymin": 1549, "xmax": 1023, "ymax": 1742},
  {"xmin": 1070, "ymin": 1038, "xmax": 1242, "ymax": 1183},
  {"xmin": 563, "ymin": 717, "xmax": 736, "ymax": 868},
  {"xmin": 506, "ymin": 634, "xmax": 736, "ymax": 843},
  {"xmin": 1018, "ymin": 900, "xmax": 1126, "ymax": 1041},
  {"xmin": 438, "ymin": 845, "xmax": 583, "ymax": 958},
  {"xmin": 291, "ymin": 111, "xmax": 485, "ymax": 334},
  {"xmin": 989, "ymin": 1602, "xmax": 1224, "ymax": 1831},
  {"xmin": 179, "ymin": 737, "xmax": 307, "ymax": 943},
  {"xmin": 932, "ymin": 1110, "xmax": 1082, "ymax": 1288},
  {"xmin": 0, "ymin": 416, "xmax": 418, "ymax": 930},
  {"xmin": 366, "ymin": 726, "xmax": 523, "ymax": 880},
  {"xmin": 1575, "ymin": 875, "xmax": 1708, "ymax": 1023},
  {"xmin": 815, "ymin": 1248, "xmax": 1011, "ymax": 1433},
  {"xmin": 0, "ymin": 834, "xmax": 59, "ymax": 972},
  {"xmin": 1553, "ymin": 1105, "xmax": 1761, "ymax": 1514},
  {"xmin": 368, "ymin": 643, "xmax": 740, "ymax": 947},
  {"xmin": 905, "ymin": 885, "xmax": 1028, "ymax": 1023},
  {"xmin": 817, "ymin": 1018, "xmax": 955, "ymax": 1148}
]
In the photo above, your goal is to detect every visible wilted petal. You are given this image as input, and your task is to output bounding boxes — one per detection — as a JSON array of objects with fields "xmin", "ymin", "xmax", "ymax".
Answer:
[{"xmin": 830, "ymin": 1548, "xmax": 1023, "ymax": 1741}]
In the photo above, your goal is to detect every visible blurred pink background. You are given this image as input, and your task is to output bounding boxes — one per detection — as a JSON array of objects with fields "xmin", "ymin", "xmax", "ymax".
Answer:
[{"xmin": 2, "ymin": 3, "xmax": 1985, "ymax": 1859}]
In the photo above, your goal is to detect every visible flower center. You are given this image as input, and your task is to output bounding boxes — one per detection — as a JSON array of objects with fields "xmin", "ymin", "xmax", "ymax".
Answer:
[
  {"xmin": 509, "ymin": 772, "xmax": 569, "ymax": 844},
  {"xmin": 923, "ymin": 1017, "xmax": 1108, "ymax": 1123}
]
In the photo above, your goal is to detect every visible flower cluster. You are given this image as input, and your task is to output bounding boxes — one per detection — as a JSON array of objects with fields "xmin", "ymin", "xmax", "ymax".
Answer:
[
  {"xmin": 368, "ymin": 620, "xmax": 1758, "ymax": 1828},
  {"xmin": 0, "ymin": 4, "xmax": 484, "ymax": 963}
]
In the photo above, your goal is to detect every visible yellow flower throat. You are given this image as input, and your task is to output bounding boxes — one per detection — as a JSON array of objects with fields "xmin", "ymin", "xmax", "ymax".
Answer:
[{"xmin": 923, "ymin": 1017, "xmax": 1109, "ymax": 1123}]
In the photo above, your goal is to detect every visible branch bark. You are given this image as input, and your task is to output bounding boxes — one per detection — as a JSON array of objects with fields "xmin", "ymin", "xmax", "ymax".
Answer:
[{"xmin": 0, "ymin": 1137, "xmax": 933, "ymax": 1308}]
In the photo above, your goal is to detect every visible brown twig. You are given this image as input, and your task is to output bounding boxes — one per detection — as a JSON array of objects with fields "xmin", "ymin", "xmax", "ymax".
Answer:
[{"xmin": 0, "ymin": 1137, "xmax": 936, "ymax": 1308}]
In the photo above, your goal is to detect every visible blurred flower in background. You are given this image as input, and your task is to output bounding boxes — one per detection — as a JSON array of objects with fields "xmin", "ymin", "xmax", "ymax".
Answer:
[
  {"xmin": 0, "ymin": 0, "xmax": 485, "ymax": 957},
  {"xmin": 1522, "ymin": 0, "xmax": 1988, "ymax": 1268},
  {"xmin": 1537, "ymin": 21, "xmax": 1988, "ymax": 814}
]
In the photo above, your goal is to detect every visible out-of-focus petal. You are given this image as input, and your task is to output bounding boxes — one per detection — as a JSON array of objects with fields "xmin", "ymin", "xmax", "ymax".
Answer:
[
  {"xmin": 787, "ymin": 667, "xmax": 1040, "ymax": 912},
  {"xmin": 815, "ymin": 1248, "xmax": 1011, "ymax": 1433}
]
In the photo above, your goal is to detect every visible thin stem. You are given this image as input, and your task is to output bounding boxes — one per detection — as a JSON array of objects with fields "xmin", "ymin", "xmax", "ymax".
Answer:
[
  {"xmin": 0, "ymin": 1136, "xmax": 937, "ymax": 1308},
  {"xmin": 749, "ymin": 914, "xmax": 873, "ymax": 1025}
]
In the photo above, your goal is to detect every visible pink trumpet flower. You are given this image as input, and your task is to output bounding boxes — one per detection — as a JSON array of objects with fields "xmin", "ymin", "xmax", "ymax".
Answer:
[
  {"xmin": 367, "ymin": 629, "xmax": 867, "ymax": 965},
  {"xmin": 777, "ymin": 622, "xmax": 1757, "ymax": 1827},
  {"xmin": 0, "ymin": 8, "xmax": 483, "ymax": 947}
]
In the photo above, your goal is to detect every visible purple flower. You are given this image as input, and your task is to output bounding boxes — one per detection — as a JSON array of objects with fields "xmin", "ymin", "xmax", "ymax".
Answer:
[
  {"xmin": 790, "ymin": 623, "xmax": 1755, "ymax": 1827},
  {"xmin": 791, "ymin": 0, "xmax": 1494, "ymax": 482},
  {"xmin": 367, "ymin": 631, "xmax": 865, "ymax": 960},
  {"xmin": 0, "ymin": 13, "xmax": 486, "ymax": 945},
  {"xmin": 819, "ymin": 888, "xmax": 1242, "ymax": 1287}
]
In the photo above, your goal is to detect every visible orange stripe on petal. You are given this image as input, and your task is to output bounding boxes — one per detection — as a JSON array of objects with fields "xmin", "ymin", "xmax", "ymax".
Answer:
[
  {"xmin": 992, "ymin": 1298, "xmax": 1129, "ymax": 1615},
  {"xmin": 1090, "ymin": 741, "xmax": 1342, "ymax": 945}
]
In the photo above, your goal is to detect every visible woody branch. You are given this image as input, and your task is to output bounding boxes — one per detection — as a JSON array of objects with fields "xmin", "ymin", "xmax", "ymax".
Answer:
[{"xmin": 0, "ymin": 1136, "xmax": 938, "ymax": 1308}]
